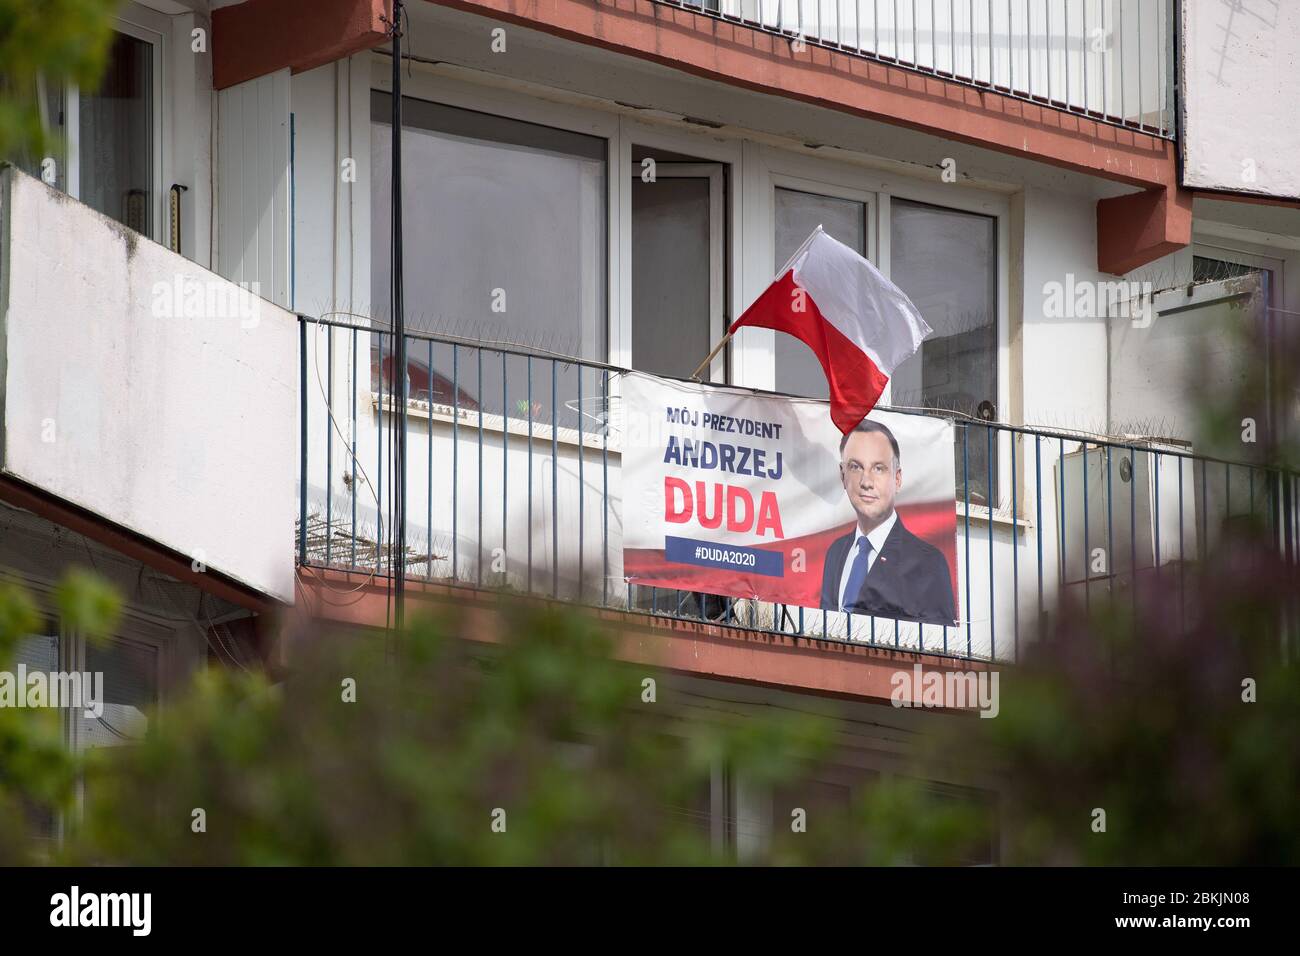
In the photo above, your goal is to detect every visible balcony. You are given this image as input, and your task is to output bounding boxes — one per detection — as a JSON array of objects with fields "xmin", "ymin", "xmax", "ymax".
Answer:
[
  {"xmin": 654, "ymin": 0, "xmax": 1176, "ymax": 137},
  {"xmin": 0, "ymin": 166, "xmax": 299, "ymax": 605},
  {"xmin": 297, "ymin": 315, "xmax": 1298, "ymax": 663}
]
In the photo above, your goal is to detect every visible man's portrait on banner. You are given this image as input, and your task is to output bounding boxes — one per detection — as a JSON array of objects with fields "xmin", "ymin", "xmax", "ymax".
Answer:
[{"xmin": 819, "ymin": 419, "xmax": 957, "ymax": 626}]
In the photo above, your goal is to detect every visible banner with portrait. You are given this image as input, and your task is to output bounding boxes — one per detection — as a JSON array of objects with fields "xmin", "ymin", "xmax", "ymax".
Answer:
[{"xmin": 621, "ymin": 372, "xmax": 959, "ymax": 627}]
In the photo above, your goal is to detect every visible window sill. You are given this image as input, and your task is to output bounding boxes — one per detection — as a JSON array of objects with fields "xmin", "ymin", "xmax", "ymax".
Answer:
[
  {"xmin": 372, "ymin": 395, "xmax": 617, "ymax": 454},
  {"xmin": 958, "ymin": 502, "xmax": 1033, "ymax": 532}
]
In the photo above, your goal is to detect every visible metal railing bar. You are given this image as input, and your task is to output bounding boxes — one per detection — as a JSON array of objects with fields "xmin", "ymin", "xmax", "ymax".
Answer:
[
  {"xmin": 1011, "ymin": 429, "xmax": 1020, "ymax": 661},
  {"xmin": 603, "ymin": 368, "xmax": 610, "ymax": 606},
  {"xmin": 377, "ymin": 330, "xmax": 385, "ymax": 576},
  {"xmin": 1153, "ymin": 448, "xmax": 1161, "ymax": 586},
  {"xmin": 527, "ymin": 356, "xmax": 534, "ymax": 592},
  {"xmin": 963, "ymin": 425, "xmax": 972, "ymax": 656},
  {"xmin": 1083, "ymin": 442, "xmax": 1090, "ymax": 612},
  {"xmin": 578, "ymin": 364, "xmax": 586, "ymax": 599},
  {"xmin": 298, "ymin": 320, "xmax": 308, "ymax": 563},
  {"xmin": 502, "ymin": 349, "xmax": 508, "ymax": 587},
  {"xmin": 1107, "ymin": 445, "xmax": 1115, "ymax": 603},
  {"xmin": 427, "ymin": 338, "xmax": 433, "ymax": 578},
  {"xmin": 477, "ymin": 347, "xmax": 484, "ymax": 588},
  {"xmin": 326, "ymin": 327, "xmax": 333, "ymax": 566},
  {"xmin": 987, "ymin": 424, "xmax": 995, "ymax": 658},
  {"xmin": 1035, "ymin": 434, "xmax": 1043, "ymax": 632},
  {"xmin": 1058, "ymin": 438, "xmax": 1066, "ymax": 595},
  {"xmin": 452, "ymin": 343, "xmax": 460, "ymax": 581},
  {"xmin": 1178, "ymin": 458, "xmax": 1185, "ymax": 629},
  {"xmin": 351, "ymin": 328, "xmax": 358, "ymax": 568},
  {"xmin": 552, "ymin": 360, "xmax": 559, "ymax": 598},
  {"xmin": 1126, "ymin": 447, "xmax": 1134, "ymax": 610}
]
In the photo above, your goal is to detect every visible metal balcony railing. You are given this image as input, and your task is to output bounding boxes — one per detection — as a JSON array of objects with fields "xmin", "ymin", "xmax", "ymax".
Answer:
[
  {"xmin": 648, "ymin": 0, "xmax": 1177, "ymax": 138},
  {"xmin": 297, "ymin": 316, "xmax": 1298, "ymax": 663}
]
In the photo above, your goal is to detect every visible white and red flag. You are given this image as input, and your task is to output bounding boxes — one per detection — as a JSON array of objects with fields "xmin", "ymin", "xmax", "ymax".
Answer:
[{"xmin": 730, "ymin": 226, "xmax": 932, "ymax": 433}]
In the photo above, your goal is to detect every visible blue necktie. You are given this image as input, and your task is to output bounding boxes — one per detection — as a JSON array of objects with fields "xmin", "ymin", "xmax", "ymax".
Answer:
[{"xmin": 840, "ymin": 537, "xmax": 873, "ymax": 611}]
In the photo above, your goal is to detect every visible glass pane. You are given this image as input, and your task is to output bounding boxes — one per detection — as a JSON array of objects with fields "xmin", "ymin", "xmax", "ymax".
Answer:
[
  {"xmin": 79, "ymin": 637, "xmax": 157, "ymax": 749},
  {"xmin": 632, "ymin": 176, "xmax": 712, "ymax": 380},
  {"xmin": 773, "ymin": 188, "xmax": 866, "ymax": 398},
  {"xmin": 9, "ymin": 633, "xmax": 60, "ymax": 838},
  {"xmin": 889, "ymin": 199, "xmax": 998, "ymax": 505},
  {"xmin": 371, "ymin": 94, "xmax": 606, "ymax": 430},
  {"xmin": 9, "ymin": 77, "xmax": 66, "ymax": 190},
  {"xmin": 12, "ymin": 632, "xmax": 59, "ymax": 671},
  {"xmin": 79, "ymin": 31, "xmax": 153, "ymax": 237}
]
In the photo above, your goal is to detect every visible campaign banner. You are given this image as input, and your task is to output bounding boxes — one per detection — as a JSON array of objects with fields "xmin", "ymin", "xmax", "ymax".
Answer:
[{"xmin": 621, "ymin": 372, "xmax": 959, "ymax": 627}]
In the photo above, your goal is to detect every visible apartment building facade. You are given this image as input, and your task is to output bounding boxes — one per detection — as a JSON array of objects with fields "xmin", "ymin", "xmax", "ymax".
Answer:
[{"xmin": 2, "ymin": 0, "xmax": 1298, "ymax": 857}]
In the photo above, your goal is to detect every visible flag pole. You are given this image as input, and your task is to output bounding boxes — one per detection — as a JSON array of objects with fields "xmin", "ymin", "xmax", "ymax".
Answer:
[
  {"xmin": 687, "ymin": 225, "xmax": 824, "ymax": 383},
  {"xmin": 689, "ymin": 328, "xmax": 733, "ymax": 382}
]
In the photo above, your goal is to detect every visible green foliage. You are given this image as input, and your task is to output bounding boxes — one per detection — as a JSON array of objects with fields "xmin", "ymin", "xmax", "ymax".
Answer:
[
  {"xmin": 2, "ymin": 543, "xmax": 1297, "ymax": 866},
  {"xmin": 0, "ymin": 566, "xmax": 124, "ymax": 863},
  {"xmin": 53, "ymin": 567, "xmax": 121, "ymax": 642},
  {"xmin": 0, "ymin": 578, "xmax": 39, "ymax": 663},
  {"xmin": 63, "ymin": 602, "xmax": 843, "ymax": 865},
  {"xmin": 963, "ymin": 534, "xmax": 1300, "ymax": 865},
  {"xmin": 0, "ymin": 0, "xmax": 121, "ymax": 162}
]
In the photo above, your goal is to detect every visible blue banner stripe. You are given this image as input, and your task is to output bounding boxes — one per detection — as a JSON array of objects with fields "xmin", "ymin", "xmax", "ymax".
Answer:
[{"xmin": 664, "ymin": 536, "xmax": 785, "ymax": 578}]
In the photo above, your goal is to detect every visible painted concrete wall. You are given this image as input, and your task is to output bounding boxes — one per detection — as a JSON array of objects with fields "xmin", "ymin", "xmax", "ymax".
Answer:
[
  {"xmin": 216, "ymin": 69, "xmax": 292, "ymax": 306},
  {"xmin": 1181, "ymin": 0, "xmax": 1300, "ymax": 199},
  {"xmin": 0, "ymin": 168, "xmax": 298, "ymax": 603}
]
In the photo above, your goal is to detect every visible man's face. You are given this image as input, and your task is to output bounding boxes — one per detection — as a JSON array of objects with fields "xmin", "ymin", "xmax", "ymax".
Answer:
[{"xmin": 839, "ymin": 430, "xmax": 901, "ymax": 527}]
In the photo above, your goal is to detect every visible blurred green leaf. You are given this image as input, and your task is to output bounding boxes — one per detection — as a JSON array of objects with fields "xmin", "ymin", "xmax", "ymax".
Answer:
[{"xmin": 54, "ymin": 567, "xmax": 121, "ymax": 642}]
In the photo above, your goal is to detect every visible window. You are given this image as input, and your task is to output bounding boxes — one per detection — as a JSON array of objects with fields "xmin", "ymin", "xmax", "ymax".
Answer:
[
  {"xmin": 773, "ymin": 187, "xmax": 868, "ymax": 398},
  {"xmin": 371, "ymin": 92, "xmax": 607, "ymax": 429},
  {"xmin": 1193, "ymin": 255, "xmax": 1263, "ymax": 284},
  {"xmin": 630, "ymin": 153, "xmax": 726, "ymax": 381},
  {"xmin": 10, "ymin": 631, "xmax": 61, "ymax": 838},
  {"xmin": 11, "ymin": 27, "xmax": 158, "ymax": 239},
  {"xmin": 78, "ymin": 30, "xmax": 154, "ymax": 237},
  {"xmin": 26, "ymin": 30, "xmax": 157, "ymax": 237},
  {"xmin": 889, "ymin": 199, "xmax": 998, "ymax": 505},
  {"xmin": 78, "ymin": 637, "xmax": 157, "ymax": 750},
  {"xmin": 7, "ymin": 628, "xmax": 158, "ymax": 841},
  {"xmin": 13, "ymin": 631, "xmax": 158, "ymax": 752}
]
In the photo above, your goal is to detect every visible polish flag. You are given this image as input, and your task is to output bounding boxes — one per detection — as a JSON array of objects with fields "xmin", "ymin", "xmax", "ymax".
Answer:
[{"xmin": 731, "ymin": 226, "xmax": 932, "ymax": 433}]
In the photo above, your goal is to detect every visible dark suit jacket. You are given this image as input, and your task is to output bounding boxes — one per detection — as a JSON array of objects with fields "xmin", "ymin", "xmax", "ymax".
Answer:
[{"xmin": 819, "ymin": 517, "xmax": 957, "ymax": 627}]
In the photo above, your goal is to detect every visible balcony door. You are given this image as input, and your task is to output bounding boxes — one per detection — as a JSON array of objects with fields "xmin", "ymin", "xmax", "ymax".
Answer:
[{"xmin": 631, "ymin": 162, "xmax": 727, "ymax": 382}]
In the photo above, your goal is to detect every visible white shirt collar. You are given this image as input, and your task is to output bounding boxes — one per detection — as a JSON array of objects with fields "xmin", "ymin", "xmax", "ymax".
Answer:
[{"xmin": 853, "ymin": 509, "xmax": 898, "ymax": 557}]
